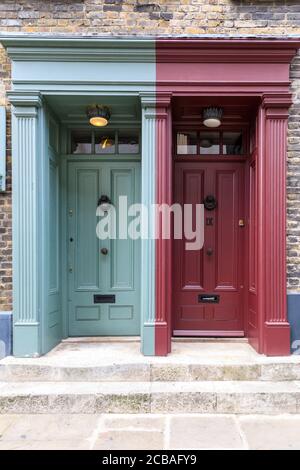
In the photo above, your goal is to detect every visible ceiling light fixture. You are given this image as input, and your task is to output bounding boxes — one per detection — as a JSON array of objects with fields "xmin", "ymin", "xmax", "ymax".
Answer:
[
  {"xmin": 203, "ymin": 107, "xmax": 223, "ymax": 128},
  {"xmin": 87, "ymin": 105, "xmax": 111, "ymax": 127}
]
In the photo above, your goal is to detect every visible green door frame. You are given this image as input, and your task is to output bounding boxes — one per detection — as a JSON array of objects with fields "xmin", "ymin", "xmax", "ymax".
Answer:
[{"xmin": 2, "ymin": 36, "xmax": 158, "ymax": 356}]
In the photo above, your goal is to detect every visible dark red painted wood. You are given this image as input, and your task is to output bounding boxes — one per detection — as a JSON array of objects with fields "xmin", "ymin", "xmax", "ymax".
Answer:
[
  {"xmin": 258, "ymin": 95, "xmax": 292, "ymax": 355},
  {"xmin": 156, "ymin": 38, "xmax": 300, "ymax": 356},
  {"xmin": 173, "ymin": 161, "xmax": 245, "ymax": 335}
]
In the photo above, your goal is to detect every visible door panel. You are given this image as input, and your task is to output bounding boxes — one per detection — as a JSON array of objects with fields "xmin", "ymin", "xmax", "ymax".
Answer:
[
  {"xmin": 75, "ymin": 169, "xmax": 100, "ymax": 290},
  {"xmin": 67, "ymin": 161, "xmax": 140, "ymax": 336},
  {"xmin": 180, "ymin": 169, "xmax": 205, "ymax": 289},
  {"xmin": 173, "ymin": 161, "xmax": 245, "ymax": 335},
  {"xmin": 215, "ymin": 170, "xmax": 238, "ymax": 290},
  {"xmin": 110, "ymin": 169, "xmax": 134, "ymax": 290}
]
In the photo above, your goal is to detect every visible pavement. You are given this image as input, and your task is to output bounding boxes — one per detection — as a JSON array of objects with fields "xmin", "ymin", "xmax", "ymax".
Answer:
[{"xmin": 0, "ymin": 413, "xmax": 300, "ymax": 450}]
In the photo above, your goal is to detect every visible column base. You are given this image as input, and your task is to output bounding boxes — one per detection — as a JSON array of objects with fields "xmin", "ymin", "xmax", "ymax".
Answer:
[
  {"xmin": 13, "ymin": 323, "xmax": 40, "ymax": 357},
  {"xmin": 141, "ymin": 323, "xmax": 155, "ymax": 356},
  {"xmin": 141, "ymin": 322, "xmax": 171, "ymax": 356},
  {"xmin": 155, "ymin": 322, "xmax": 170, "ymax": 356},
  {"xmin": 263, "ymin": 322, "xmax": 291, "ymax": 356}
]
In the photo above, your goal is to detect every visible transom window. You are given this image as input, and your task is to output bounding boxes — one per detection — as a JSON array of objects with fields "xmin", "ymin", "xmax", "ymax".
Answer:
[
  {"xmin": 176, "ymin": 130, "xmax": 244, "ymax": 156},
  {"xmin": 70, "ymin": 129, "xmax": 140, "ymax": 155}
]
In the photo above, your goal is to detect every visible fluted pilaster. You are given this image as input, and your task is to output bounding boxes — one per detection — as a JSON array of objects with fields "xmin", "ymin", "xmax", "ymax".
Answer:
[
  {"xmin": 9, "ymin": 92, "xmax": 43, "ymax": 356},
  {"xmin": 140, "ymin": 94, "xmax": 156, "ymax": 355},
  {"xmin": 259, "ymin": 94, "xmax": 292, "ymax": 355},
  {"xmin": 140, "ymin": 93, "xmax": 172, "ymax": 356}
]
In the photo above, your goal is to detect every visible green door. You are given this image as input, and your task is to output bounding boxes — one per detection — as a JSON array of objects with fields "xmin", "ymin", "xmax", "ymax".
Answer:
[{"xmin": 67, "ymin": 160, "xmax": 141, "ymax": 336}]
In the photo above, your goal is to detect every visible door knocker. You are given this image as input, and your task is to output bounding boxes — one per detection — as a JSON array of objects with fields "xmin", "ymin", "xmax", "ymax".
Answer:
[
  {"xmin": 97, "ymin": 195, "xmax": 112, "ymax": 213},
  {"xmin": 203, "ymin": 195, "xmax": 217, "ymax": 211}
]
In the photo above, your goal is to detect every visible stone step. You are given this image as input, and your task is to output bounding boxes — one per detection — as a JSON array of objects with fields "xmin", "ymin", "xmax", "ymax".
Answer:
[
  {"xmin": 0, "ymin": 381, "xmax": 299, "ymax": 414},
  {"xmin": 1, "ymin": 361, "xmax": 300, "ymax": 382}
]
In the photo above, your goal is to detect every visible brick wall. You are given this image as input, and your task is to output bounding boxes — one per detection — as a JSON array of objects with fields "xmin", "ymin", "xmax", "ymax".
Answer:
[{"xmin": 0, "ymin": 0, "xmax": 300, "ymax": 310}]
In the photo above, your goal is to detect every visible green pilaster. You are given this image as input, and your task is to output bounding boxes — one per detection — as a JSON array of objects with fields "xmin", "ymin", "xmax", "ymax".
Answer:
[
  {"xmin": 9, "ymin": 92, "xmax": 43, "ymax": 357},
  {"xmin": 140, "ymin": 94, "xmax": 156, "ymax": 356}
]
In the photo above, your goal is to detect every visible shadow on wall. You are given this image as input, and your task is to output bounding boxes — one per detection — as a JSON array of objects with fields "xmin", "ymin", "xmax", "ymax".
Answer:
[
  {"xmin": 0, "ymin": 312, "xmax": 12, "ymax": 358},
  {"xmin": 288, "ymin": 295, "xmax": 300, "ymax": 355}
]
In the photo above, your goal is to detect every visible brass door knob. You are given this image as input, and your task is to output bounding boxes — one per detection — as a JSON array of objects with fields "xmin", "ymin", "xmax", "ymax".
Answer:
[{"xmin": 101, "ymin": 248, "xmax": 108, "ymax": 255}]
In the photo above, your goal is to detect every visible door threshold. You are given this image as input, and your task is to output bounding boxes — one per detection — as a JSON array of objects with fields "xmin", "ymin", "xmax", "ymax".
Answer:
[
  {"xmin": 172, "ymin": 337, "xmax": 248, "ymax": 343},
  {"xmin": 173, "ymin": 330, "xmax": 245, "ymax": 338},
  {"xmin": 63, "ymin": 336, "xmax": 140, "ymax": 344}
]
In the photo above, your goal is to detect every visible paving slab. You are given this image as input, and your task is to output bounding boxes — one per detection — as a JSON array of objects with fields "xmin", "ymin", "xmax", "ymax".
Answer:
[
  {"xmin": 93, "ymin": 430, "xmax": 164, "ymax": 450},
  {"xmin": 0, "ymin": 414, "xmax": 100, "ymax": 441},
  {"xmin": 238, "ymin": 415, "xmax": 300, "ymax": 450},
  {"xmin": 0, "ymin": 439, "xmax": 90, "ymax": 450},
  {"xmin": 103, "ymin": 415, "xmax": 165, "ymax": 431},
  {"xmin": 169, "ymin": 415, "xmax": 244, "ymax": 449},
  {"xmin": 0, "ymin": 415, "xmax": 18, "ymax": 436}
]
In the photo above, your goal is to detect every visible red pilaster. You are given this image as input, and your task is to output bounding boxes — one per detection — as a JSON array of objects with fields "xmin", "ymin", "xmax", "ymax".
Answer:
[
  {"xmin": 155, "ymin": 93, "xmax": 172, "ymax": 355},
  {"xmin": 258, "ymin": 94, "xmax": 292, "ymax": 355}
]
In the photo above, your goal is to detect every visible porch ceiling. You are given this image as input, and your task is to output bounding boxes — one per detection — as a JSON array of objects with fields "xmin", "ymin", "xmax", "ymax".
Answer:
[
  {"xmin": 172, "ymin": 96, "xmax": 260, "ymax": 124},
  {"xmin": 46, "ymin": 95, "xmax": 141, "ymax": 124}
]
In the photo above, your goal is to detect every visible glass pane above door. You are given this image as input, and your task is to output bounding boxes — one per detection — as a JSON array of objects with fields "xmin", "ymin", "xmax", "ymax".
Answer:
[
  {"xmin": 118, "ymin": 130, "xmax": 139, "ymax": 154},
  {"xmin": 71, "ymin": 130, "xmax": 92, "ymax": 154},
  {"xmin": 223, "ymin": 132, "xmax": 244, "ymax": 155},
  {"xmin": 95, "ymin": 131, "xmax": 116, "ymax": 154},
  {"xmin": 176, "ymin": 132, "xmax": 197, "ymax": 154},
  {"xmin": 199, "ymin": 131, "xmax": 220, "ymax": 154}
]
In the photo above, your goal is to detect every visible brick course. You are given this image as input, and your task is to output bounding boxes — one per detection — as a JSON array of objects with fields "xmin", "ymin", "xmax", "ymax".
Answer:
[{"xmin": 0, "ymin": 0, "xmax": 300, "ymax": 309}]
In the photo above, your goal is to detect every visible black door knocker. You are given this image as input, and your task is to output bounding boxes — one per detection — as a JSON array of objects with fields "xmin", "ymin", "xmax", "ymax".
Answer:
[
  {"xmin": 97, "ymin": 195, "xmax": 112, "ymax": 212},
  {"xmin": 203, "ymin": 195, "xmax": 217, "ymax": 211}
]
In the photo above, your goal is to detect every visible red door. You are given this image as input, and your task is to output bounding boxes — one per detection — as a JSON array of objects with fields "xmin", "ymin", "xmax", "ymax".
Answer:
[{"xmin": 173, "ymin": 162, "xmax": 245, "ymax": 336}]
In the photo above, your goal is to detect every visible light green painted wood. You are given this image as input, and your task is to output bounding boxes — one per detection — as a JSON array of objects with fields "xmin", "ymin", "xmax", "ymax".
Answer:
[
  {"xmin": 67, "ymin": 160, "xmax": 141, "ymax": 336},
  {"xmin": 140, "ymin": 94, "xmax": 156, "ymax": 355},
  {"xmin": 42, "ymin": 108, "xmax": 63, "ymax": 354},
  {"xmin": 11, "ymin": 95, "xmax": 43, "ymax": 357},
  {"xmin": 3, "ymin": 36, "xmax": 156, "ymax": 356}
]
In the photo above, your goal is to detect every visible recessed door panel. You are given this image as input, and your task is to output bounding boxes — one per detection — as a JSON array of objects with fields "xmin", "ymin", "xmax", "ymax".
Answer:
[
  {"xmin": 176, "ymin": 168, "xmax": 204, "ymax": 290},
  {"xmin": 67, "ymin": 161, "xmax": 140, "ymax": 336},
  {"xmin": 75, "ymin": 169, "xmax": 100, "ymax": 290},
  {"xmin": 110, "ymin": 169, "xmax": 134, "ymax": 290},
  {"xmin": 215, "ymin": 170, "xmax": 238, "ymax": 290},
  {"xmin": 173, "ymin": 161, "xmax": 245, "ymax": 335}
]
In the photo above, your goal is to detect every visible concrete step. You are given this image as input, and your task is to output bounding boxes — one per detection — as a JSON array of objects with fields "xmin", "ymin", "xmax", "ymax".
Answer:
[
  {"xmin": 1, "ymin": 361, "xmax": 300, "ymax": 382},
  {"xmin": 0, "ymin": 381, "xmax": 300, "ymax": 414}
]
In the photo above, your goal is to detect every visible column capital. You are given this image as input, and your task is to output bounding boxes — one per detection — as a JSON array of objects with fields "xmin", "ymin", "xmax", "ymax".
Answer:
[
  {"xmin": 140, "ymin": 92, "xmax": 172, "ymax": 109},
  {"xmin": 7, "ymin": 91, "xmax": 43, "ymax": 109},
  {"xmin": 262, "ymin": 93, "xmax": 293, "ymax": 119}
]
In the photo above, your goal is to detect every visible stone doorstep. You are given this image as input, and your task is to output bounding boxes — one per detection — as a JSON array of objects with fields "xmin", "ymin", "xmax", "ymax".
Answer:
[
  {"xmin": 0, "ymin": 381, "xmax": 300, "ymax": 414},
  {"xmin": 1, "ymin": 361, "xmax": 300, "ymax": 382}
]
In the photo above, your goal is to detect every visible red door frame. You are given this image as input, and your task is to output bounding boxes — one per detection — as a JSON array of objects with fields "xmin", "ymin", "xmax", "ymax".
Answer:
[{"xmin": 155, "ymin": 39, "xmax": 300, "ymax": 356}]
